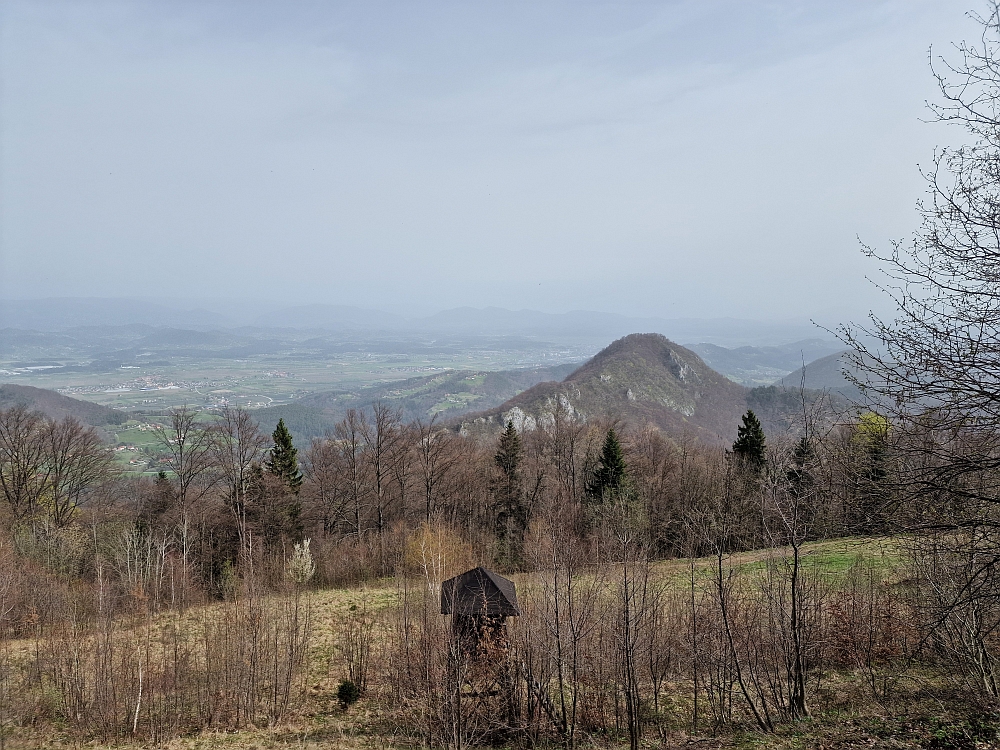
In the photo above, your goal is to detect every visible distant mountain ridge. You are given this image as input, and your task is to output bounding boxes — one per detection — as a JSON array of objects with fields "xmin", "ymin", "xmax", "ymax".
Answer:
[
  {"xmin": 252, "ymin": 305, "xmax": 827, "ymax": 346},
  {"xmin": 254, "ymin": 335, "xmax": 854, "ymax": 444},
  {"xmin": 460, "ymin": 334, "xmax": 750, "ymax": 443},
  {"xmin": 778, "ymin": 350, "xmax": 861, "ymax": 399},
  {"xmin": 690, "ymin": 339, "xmax": 845, "ymax": 386},
  {"xmin": 252, "ymin": 304, "xmax": 405, "ymax": 331},
  {"xmin": 0, "ymin": 314, "xmax": 855, "ymax": 446},
  {"xmin": 2, "ymin": 297, "xmax": 825, "ymax": 347}
]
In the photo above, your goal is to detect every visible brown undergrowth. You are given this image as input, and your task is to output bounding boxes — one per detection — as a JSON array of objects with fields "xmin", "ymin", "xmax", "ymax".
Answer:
[{"xmin": 3, "ymin": 538, "xmax": 990, "ymax": 750}]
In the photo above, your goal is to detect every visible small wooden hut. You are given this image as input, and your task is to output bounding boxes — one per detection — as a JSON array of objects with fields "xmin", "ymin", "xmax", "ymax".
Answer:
[
  {"xmin": 441, "ymin": 567, "xmax": 521, "ymax": 735},
  {"xmin": 441, "ymin": 566, "xmax": 520, "ymax": 654},
  {"xmin": 441, "ymin": 567, "xmax": 520, "ymax": 617}
]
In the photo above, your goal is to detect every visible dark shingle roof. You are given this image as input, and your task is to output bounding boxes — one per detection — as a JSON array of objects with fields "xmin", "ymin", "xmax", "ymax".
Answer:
[{"xmin": 441, "ymin": 567, "xmax": 520, "ymax": 617}]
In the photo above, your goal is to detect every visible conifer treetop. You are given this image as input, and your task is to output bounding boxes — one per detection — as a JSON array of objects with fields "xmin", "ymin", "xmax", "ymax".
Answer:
[
  {"xmin": 266, "ymin": 418, "xmax": 303, "ymax": 492},
  {"xmin": 587, "ymin": 427, "xmax": 628, "ymax": 501},
  {"xmin": 494, "ymin": 419, "xmax": 522, "ymax": 477},
  {"xmin": 732, "ymin": 409, "xmax": 766, "ymax": 469}
]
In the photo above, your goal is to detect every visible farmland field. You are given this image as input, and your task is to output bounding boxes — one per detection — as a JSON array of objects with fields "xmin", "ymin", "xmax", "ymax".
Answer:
[{"xmin": 0, "ymin": 327, "xmax": 591, "ymax": 413}]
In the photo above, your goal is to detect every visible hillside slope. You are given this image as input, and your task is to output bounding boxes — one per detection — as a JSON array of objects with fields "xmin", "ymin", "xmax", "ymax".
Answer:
[
  {"xmin": 0, "ymin": 384, "xmax": 127, "ymax": 425},
  {"xmin": 778, "ymin": 350, "xmax": 862, "ymax": 399},
  {"xmin": 460, "ymin": 334, "xmax": 749, "ymax": 443}
]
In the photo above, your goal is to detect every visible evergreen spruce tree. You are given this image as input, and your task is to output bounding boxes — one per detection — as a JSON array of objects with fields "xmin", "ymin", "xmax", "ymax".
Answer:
[
  {"xmin": 492, "ymin": 420, "xmax": 526, "ymax": 568},
  {"xmin": 266, "ymin": 419, "xmax": 303, "ymax": 492},
  {"xmin": 587, "ymin": 428, "xmax": 628, "ymax": 502},
  {"xmin": 494, "ymin": 420, "xmax": 522, "ymax": 486},
  {"xmin": 732, "ymin": 410, "xmax": 767, "ymax": 470}
]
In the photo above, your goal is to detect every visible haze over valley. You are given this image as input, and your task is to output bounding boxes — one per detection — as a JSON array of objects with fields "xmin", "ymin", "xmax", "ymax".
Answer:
[{"xmin": 0, "ymin": 297, "xmax": 847, "ymax": 448}]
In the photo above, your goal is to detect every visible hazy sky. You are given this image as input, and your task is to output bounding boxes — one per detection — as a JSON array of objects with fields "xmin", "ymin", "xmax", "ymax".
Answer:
[{"xmin": 0, "ymin": 0, "xmax": 979, "ymax": 321}]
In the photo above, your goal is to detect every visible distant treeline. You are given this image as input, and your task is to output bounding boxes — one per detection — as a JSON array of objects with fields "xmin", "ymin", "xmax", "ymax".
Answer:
[{"xmin": 0, "ymin": 395, "xmax": 889, "ymax": 597}]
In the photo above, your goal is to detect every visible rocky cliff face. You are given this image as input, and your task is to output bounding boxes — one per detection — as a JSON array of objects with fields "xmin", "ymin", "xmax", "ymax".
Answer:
[{"xmin": 460, "ymin": 333, "xmax": 749, "ymax": 444}]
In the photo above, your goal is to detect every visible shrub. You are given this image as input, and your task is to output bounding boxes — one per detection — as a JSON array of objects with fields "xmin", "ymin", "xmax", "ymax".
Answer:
[{"xmin": 337, "ymin": 679, "xmax": 361, "ymax": 710}]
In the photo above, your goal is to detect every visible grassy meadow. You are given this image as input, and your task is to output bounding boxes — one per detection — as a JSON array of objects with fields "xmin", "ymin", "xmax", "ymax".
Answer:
[{"xmin": 8, "ymin": 535, "xmax": 980, "ymax": 750}]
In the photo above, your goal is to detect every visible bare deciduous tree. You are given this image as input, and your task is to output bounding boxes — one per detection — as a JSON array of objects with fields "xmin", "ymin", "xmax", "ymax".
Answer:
[
  {"xmin": 361, "ymin": 400, "xmax": 402, "ymax": 540},
  {"xmin": 301, "ymin": 437, "xmax": 346, "ymax": 535},
  {"xmin": 154, "ymin": 406, "xmax": 215, "ymax": 515},
  {"xmin": 335, "ymin": 409, "xmax": 371, "ymax": 538},
  {"xmin": 210, "ymin": 406, "xmax": 267, "ymax": 546},
  {"xmin": 838, "ymin": 3, "xmax": 1000, "ymax": 696},
  {"xmin": 44, "ymin": 417, "xmax": 114, "ymax": 527},
  {"xmin": 0, "ymin": 406, "xmax": 48, "ymax": 524},
  {"xmin": 416, "ymin": 416, "xmax": 458, "ymax": 523}
]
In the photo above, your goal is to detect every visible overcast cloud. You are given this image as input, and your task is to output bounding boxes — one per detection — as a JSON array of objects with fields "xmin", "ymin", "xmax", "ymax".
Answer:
[{"xmin": 0, "ymin": 0, "xmax": 979, "ymax": 321}]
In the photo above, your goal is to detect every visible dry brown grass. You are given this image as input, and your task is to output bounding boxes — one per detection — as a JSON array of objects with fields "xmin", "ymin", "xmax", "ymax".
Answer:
[{"xmin": 1, "ymin": 538, "xmax": 922, "ymax": 749}]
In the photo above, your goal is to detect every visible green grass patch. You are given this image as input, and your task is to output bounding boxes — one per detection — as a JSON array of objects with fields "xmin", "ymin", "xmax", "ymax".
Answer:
[{"xmin": 650, "ymin": 536, "xmax": 902, "ymax": 589}]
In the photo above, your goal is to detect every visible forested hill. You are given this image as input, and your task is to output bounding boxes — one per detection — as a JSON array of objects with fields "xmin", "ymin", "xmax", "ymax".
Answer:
[
  {"xmin": 460, "ymin": 333, "xmax": 750, "ymax": 443},
  {"xmin": 778, "ymin": 350, "xmax": 861, "ymax": 399},
  {"xmin": 0, "ymin": 384, "xmax": 127, "ymax": 425}
]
